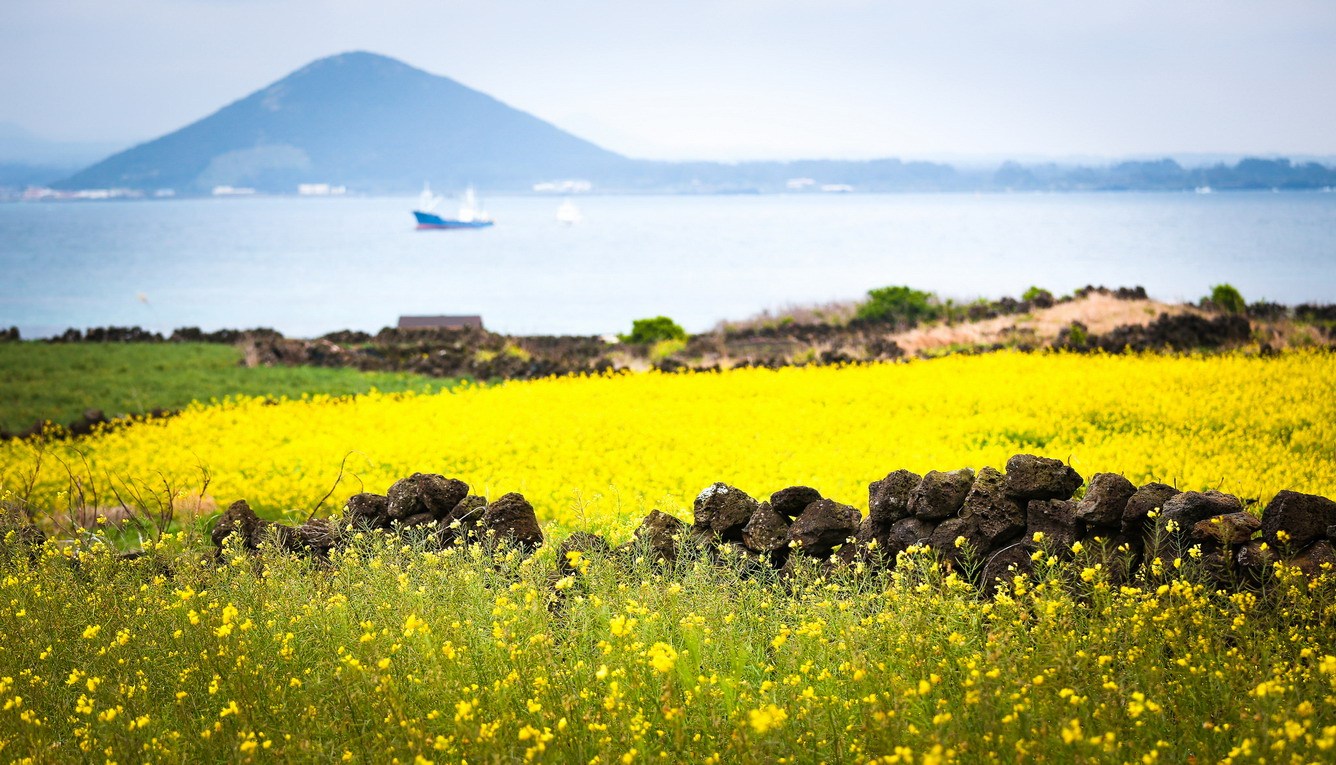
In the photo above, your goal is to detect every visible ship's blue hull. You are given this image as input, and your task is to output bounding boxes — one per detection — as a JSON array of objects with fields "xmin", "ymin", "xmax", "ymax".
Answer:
[{"xmin": 413, "ymin": 210, "xmax": 493, "ymax": 229}]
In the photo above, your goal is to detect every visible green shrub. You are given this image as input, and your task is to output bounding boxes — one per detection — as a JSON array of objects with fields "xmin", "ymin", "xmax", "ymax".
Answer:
[
  {"xmin": 1022, "ymin": 286, "xmax": 1055, "ymax": 305},
  {"xmin": 1208, "ymin": 284, "xmax": 1247, "ymax": 314},
  {"xmin": 854, "ymin": 286, "xmax": 940, "ymax": 326},
  {"xmin": 619, "ymin": 316, "xmax": 687, "ymax": 344}
]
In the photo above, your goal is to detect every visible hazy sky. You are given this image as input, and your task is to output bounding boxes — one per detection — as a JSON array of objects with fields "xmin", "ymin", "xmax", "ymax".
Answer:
[{"xmin": 4, "ymin": 0, "xmax": 1335, "ymax": 161}]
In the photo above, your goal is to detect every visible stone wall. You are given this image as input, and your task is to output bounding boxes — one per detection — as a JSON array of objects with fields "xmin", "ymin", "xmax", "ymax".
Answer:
[{"xmin": 199, "ymin": 454, "xmax": 1336, "ymax": 594}]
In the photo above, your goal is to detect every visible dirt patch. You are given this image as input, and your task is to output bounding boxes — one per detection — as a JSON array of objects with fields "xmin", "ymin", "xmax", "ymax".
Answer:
[{"xmin": 891, "ymin": 294, "xmax": 1197, "ymax": 355}]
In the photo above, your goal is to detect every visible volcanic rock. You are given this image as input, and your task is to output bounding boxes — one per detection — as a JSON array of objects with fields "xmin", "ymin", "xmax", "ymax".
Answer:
[
  {"xmin": 1199, "ymin": 548, "xmax": 1236, "ymax": 587},
  {"xmin": 693, "ymin": 483, "xmax": 759, "ymax": 541},
  {"xmin": 1161, "ymin": 491, "xmax": 1243, "ymax": 535},
  {"xmin": 790, "ymin": 499, "xmax": 860, "ymax": 558},
  {"xmin": 398, "ymin": 512, "xmax": 437, "ymax": 528},
  {"xmin": 1289, "ymin": 540, "xmax": 1336, "ymax": 578},
  {"xmin": 1191, "ymin": 512, "xmax": 1261, "ymax": 546},
  {"xmin": 294, "ymin": 518, "xmax": 340, "ymax": 553},
  {"xmin": 1236, "ymin": 540, "xmax": 1278, "ymax": 579},
  {"xmin": 929, "ymin": 516, "xmax": 988, "ymax": 566},
  {"xmin": 742, "ymin": 503, "xmax": 791, "ymax": 553},
  {"xmin": 1121, "ymin": 483, "xmax": 1181, "ymax": 535},
  {"xmin": 959, "ymin": 466, "xmax": 1026, "ymax": 547},
  {"xmin": 1260, "ymin": 490, "xmax": 1336, "ymax": 550},
  {"xmin": 1026, "ymin": 499, "xmax": 1082, "ymax": 551},
  {"xmin": 909, "ymin": 468, "xmax": 974, "ymax": 520},
  {"xmin": 1076, "ymin": 473, "xmax": 1137, "ymax": 528},
  {"xmin": 886, "ymin": 517, "xmax": 936, "ymax": 558},
  {"xmin": 212, "ymin": 499, "xmax": 262, "ymax": 548},
  {"xmin": 769, "ymin": 486, "xmax": 822, "ymax": 518},
  {"xmin": 386, "ymin": 473, "xmax": 469, "ymax": 520},
  {"xmin": 868, "ymin": 470, "xmax": 921, "ymax": 526},
  {"xmin": 980, "ymin": 542, "xmax": 1035, "ymax": 596},
  {"xmin": 1004, "ymin": 454, "xmax": 1082, "ymax": 501},
  {"xmin": 344, "ymin": 493, "xmax": 390, "ymax": 529},
  {"xmin": 440, "ymin": 495, "xmax": 488, "ymax": 544},
  {"xmin": 630, "ymin": 509, "xmax": 686, "ymax": 563},
  {"xmin": 480, "ymin": 493, "xmax": 543, "ymax": 551},
  {"xmin": 556, "ymin": 532, "xmax": 611, "ymax": 574}
]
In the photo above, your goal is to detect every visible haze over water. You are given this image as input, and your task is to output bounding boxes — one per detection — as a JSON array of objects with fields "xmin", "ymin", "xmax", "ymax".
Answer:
[{"xmin": 3, "ymin": 191, "xmax": 1334, "ymax": 339}]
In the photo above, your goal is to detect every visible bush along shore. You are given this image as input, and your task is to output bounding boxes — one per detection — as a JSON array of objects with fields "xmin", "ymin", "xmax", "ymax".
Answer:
[
  {"xmin": 8, "ymin": 454, "xmax": 1331, "ymax": 597},
  {"xmin": 9, "ymin": 286, "xmax": 1334, "ymax": 386}
]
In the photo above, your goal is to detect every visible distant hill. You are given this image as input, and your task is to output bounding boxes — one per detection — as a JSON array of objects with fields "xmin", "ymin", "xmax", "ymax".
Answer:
[
  {"xmin": 56, "ymin": 52, "xmax": 632, "ymax": 194},
  {"xmin": 49, "ymin": 52, "xmax": 1336, "ymax": 195},
  {"xmin": 0, "ymin": 122, "xmax": 129, "ymax": 189}
]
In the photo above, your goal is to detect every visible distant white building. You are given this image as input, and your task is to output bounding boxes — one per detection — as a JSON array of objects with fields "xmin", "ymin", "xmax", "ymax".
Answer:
[
  {"xmin": 532, "ymin": 179, "xmax": 592, "ymax": 193},
  {"xmin": 297, "ymin": 183, "xmax": 348, "ymax": 196},
  {"xmin": 212, "ymin": 185, "xmax": 256, "ymax": 196},
  {"xmin": 786, "ymin": 177, "xmax": 816, "ymax": 190}
]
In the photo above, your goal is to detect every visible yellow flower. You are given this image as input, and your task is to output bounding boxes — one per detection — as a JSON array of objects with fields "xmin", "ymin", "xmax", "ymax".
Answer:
[
  {"xmin": 646, "ymin": 642, "xmax": 679, "ymax": 674},
  {"xmin": 609, "ymin": 614, "xmax": 636, "ymax": 638},
  {"xmin": 747, "ymin": 704, "xmax": 788, "ymax": 735}
]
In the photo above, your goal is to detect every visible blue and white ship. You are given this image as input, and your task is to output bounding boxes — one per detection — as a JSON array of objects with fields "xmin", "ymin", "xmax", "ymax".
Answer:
[{"xmin": 413, "ymin": 184, "xmax": 493, "ymax": 229}]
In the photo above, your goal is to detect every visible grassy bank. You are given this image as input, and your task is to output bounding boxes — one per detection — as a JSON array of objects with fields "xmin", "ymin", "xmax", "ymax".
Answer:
[
  {"xmin": 0, "ymin": 534, "xmax": 1332, "ymax": 763},
  {"xmin": 0, "ymin": 343, "xmax": 451, "ymax": 434}
]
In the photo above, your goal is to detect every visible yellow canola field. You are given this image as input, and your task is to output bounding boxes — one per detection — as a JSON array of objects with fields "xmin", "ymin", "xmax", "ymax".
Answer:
[{"xmin": 3, "ymin": 351, "xmax": 1334, "ymax": 533}]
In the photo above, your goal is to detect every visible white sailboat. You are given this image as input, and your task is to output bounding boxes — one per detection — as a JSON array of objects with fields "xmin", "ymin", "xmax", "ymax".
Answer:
[{"xmin": 555, "ymin": 198, "xmax": 582, "ymax": 225}]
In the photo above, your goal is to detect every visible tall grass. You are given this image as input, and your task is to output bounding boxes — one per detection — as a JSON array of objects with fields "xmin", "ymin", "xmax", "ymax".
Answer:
[{"xmin": 0, "ymin": 529, "xmax": 1332, "ymax": 763}]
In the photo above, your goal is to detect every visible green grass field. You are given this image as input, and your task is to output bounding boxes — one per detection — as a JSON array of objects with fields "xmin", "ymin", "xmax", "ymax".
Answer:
[
  {"xmin": 0, "ymin": 534, "xmax": 1332, "ymax": 763},
  {"xmin": 0, "ymin": 342, "xmax": 450, "ymax": 433}
]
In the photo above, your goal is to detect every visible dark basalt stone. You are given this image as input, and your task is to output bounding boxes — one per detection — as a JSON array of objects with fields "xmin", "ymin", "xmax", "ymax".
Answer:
[
  {"xmin": 693, "ymin": 483, "xmax": 760, "ymax": 541},
  {"xmin": 929, "ymin": 516, "xmax": 987, "ymax": 566},
  {"xmin": 909, "ymin": 468, "xmax": 974, "ymax": 520},
  {"xmin": 1076, "ymin": 473, "xmax": 1137, "ymax": 528},
  {"xmin": 868, "ymin": 470, "xmax": 921, "ymax": 526},
  {"xmin": 1260, "ymin": 490, "xmax": 1336, "ymax": 550},
  {"xmin": 1289, "ymin": 540, "xmax": 1336, "ymax": 578},
  {"xmin": 631, "ymin": 509, "xmax": 686, "ymax": 563},
  {"xmin": 556, "ymin": 532, "xmax": 611, "ymax": 574},
  {"xmin": 770, "ymin": 486, "xmax": 823, "ymax": 518},
  {"xmin": 212, "ymin": 499, "xmax": 262, "ymax": 548},
  {"xmin": 386, "ymin": 473, "xmax": 469, "ymax": 520},
  {"xmin": 980, "ymin": 542, "xmax": 1035, "ymax": 596},
  {"xmin": 1121, "ymin": 483, "xmax": 1181, "ymax": 535},
  {"xmin": 960, "ymin": 466, "xmax": 1025, "ymax": 547},
  {"xmin": 1236, "ymin": 539, "xmax": 1279, "ymax": 580},
  {"xmin": 742, "ymin": 503, "xmax": 791, "ymax": 553},
  {"xmin": 480, "ymin": 493, "xmax": 543, "ymax": 552},
  {"xmin": 1191, "ymin": 512, "xmax": 1261, "ymax": 546},
  {"xmin": 886, "ymin": 516, "xmax": 937, "ymax": 558},
  {"xmin": 439, "ymin": 495, "xmax": 488, "ymax": 544},
  {"xmin": 1004, "ymin": 454, "xmax": 1082, "ymax": 502},
  {"xmin": 295, "ymin": 518, "xmax": 340, "ymax": 553},
  {"xmin": 790, "ymin": 499, "xmax": 861, "ymax": 558},
  {"xmin": 344, "ymin": 493, "xmax": 390, "ymax": 529},
  {"xmin": 1026, "ymin": 499, "xmax": 1082, "ymax": 552},
  {"xmin": 1160, "ymin": 491, "xmax": 1243, "ymax": 539}
]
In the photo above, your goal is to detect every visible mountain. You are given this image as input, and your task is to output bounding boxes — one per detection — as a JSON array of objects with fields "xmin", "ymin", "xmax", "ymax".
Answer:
[
  {"xmin": 0, "ymin": 122, "xmax": 127, "ymax": 166},
  {"xmin": 0, "ymin": 122, "xmax": 130, "ymax": 189},
  {"xmin": 56, "ymin": 52, "xmax": 631, "ymax": 194},
  {"xmin": 50, "ymin": 52, "xmax": 1336, "ymax": 195}
]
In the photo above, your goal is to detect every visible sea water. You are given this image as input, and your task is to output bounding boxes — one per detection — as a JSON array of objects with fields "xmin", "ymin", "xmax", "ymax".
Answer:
[{"xmin": 1, "ymin": 192, "xmax": 1333, "ymax": 338}]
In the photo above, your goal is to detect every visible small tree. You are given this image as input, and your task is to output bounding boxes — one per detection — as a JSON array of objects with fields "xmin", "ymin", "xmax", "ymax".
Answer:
[
  {"xmin": 1208, "ymin": 284, "xmax": 1246, "ymax": 314},
  {"xmin": 855, "ymin": 286, "xmax": 940, "ymax": 326},
  {"xmin": 619, "ymin": 316, "xmax": 687, "ymax": 344},
  {"xmin": 1022, "ymin": 286, "xmax": 1055, "ymax": 307}
]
